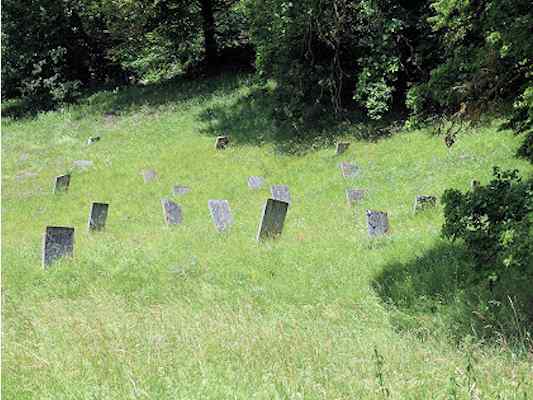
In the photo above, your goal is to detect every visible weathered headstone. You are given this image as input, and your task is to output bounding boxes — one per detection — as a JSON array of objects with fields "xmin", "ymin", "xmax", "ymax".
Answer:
[
  {"xmin": 172, "ymin": 185, "xmax": 191, "ymax": 196},
  {"xmin": 42, "ymin": 226, "xmax": 75, "ymax": 268},
  {"xmin": 87, "ymin": 136, "xmax": 101, "ymax": 145},
  {"xmin": 339, "ymin": 162, "xmax": 359, "ymax": 178},
  {"xmin": 161, "ymin": 198, "xmax": 183, "ymax": 225},
  {"xmin": 143, "ymin": 169, "xmax": 157, "ymax": 183},
  {"xmin": 73, "ymin": 160, "xmax": 93, "ymax": 170},
  {"xmin": 346, "ymin": 189, "xmax": 366, "ymax": 206},
  {"xmin": 413, "ymin": 195, "xmax": 437, "ymax": 214},
  {"xmin": 54, "ymin": 174, "xmax": 71, "ymax": 193},
  {"xmin": 215, "ymin": 136, "xmax": 229, "ymax": 150},
  {"xmin": 257, "ymin": 198, "xmax": 289, "ymax": 241},
  {"xmin": 336, "ymin": 142, "xmax": 350, "ymax": 155},
  {"xmin": 366, "ymin": 210, "xmax": 389, "ymax": 237},
  {"xmin": 471, "ymin": 180, "xmax": 480, "ymax": 190},
  {"xmin": 88, "ymin": 202, "xmax": 109, "ymax": 231},
  {"xmin": 271, "ymin": 184, "xmax": 291, "ymax": 204},
  {"xmin": 248, "ymin": 176, "xmax": 265, "ymax": 189},
  {"xmin": 208, "ymin": 200, "xmax": 233, "ymax": 232}
]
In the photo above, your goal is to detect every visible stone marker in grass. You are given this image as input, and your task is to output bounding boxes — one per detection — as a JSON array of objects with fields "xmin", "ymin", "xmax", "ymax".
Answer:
[
  {"xmin": 54, "ymin": 174, "xmax": 71, "ymax": 193},
  {"xmin": 143, "ymin": 169, "xmax": 157, "ymax": 183},
  {"xmin": 73, "ymin": 160, "xmax": 93, "ymax": 170},
  {"xmin": 271, "ymin": 184, "xmax": 291, "ymax": 204},
  {"xmin": 413, "ymin": 195, "xmax": 437, "ymax": 214},
  {"xmin": 215, "ymin": 136, "xmax": 229, "ymax": 150},
  {"xmin": 248, "ymin": 176, "xmax": 265, "ymax": 189},
  {"xmin": 42, "ymin": 226, "xmax": 75, "ymax": 268},
  {"xmin": 173, "ymin": 185, "xmax": 191, "ymax": 196},
  {"xmin": 336, "ymin": 142, "xmax": 350, "ymax": 155},
  {"xmin": 208, "ymin": 200, "xmax": 233, "ymax": 232},
  {"xmin": 257, "ymin": 198, "xmax": 289, "ymax": 241},
  {"xmin": 471, "ymin": 180, "xmax": 480, "ymax": 190},
  {"xmin": 366, "ymin": 210, "xmax": 389, "ymax": 237},
  {"xmin": 339, "ymin": 162, "xmax": 359, "ymax": 178},
  {"xmin": 346, "ymin": 189, "xmax": 366, "ymax": 206},
  {"xmin": 161, "ymin": 198, "xmax": 183, "ymax": 225},
  {"xmin": 88, "ymin": 202, "xmax": 109, "ymax": 231}
]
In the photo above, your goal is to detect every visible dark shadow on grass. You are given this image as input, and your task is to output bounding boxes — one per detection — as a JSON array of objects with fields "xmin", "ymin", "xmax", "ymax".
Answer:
[
  {"xmin": 196, "ymin": 86, "xmax": 398, "ymax": 155},
  {"xmin": 373, "ymin": 242, "xmax": 533, "ymax": 348}
]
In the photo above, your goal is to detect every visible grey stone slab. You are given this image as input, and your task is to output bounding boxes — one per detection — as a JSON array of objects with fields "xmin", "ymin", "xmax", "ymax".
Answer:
[
  {"xmin": 16, "ymin": 171, "xmax": 38, "ymax": 180},
  {"xmin": 161, "ymin": 198, "xmax": 183, "ymax": 225},
  {"xmin": 271, "ymin": 185, "xmax": 291, "ymax": 204},
  {"xmin": 366, "ymin": 210, "xmax": 389, "ymax": 237},
  {"xmin": 73, "ymin": 160, "xmax": 93, "ymax": 170},
  {"xmin": 257, "ymin": 198, "xmax": 289, "ymax": 241},
  {"xmin": 346, "ymin": 189, "xmax": 366, "ymax": 206},
  {"xmin": 88, "ymin": 202, "xmax": 109, "ymax": 231},
  {"xmin": 54, "ymin": 174, "xmax": 71, "ymax": 193},
  {"xmin": 248, "ymin": 176, "xmax": 265, "ymax": 189},
  {"xmin": 87, "ymin": 136, "xmax": 101, "ymax": 145},
  {"xmin": 336, "ymin": 142, "xmax": 350, "ymax": 155},
  {"xmin": 413, "ymin": 195, "xmax": 437, "ymax": 214},
  {"xmin": 208, "ymin": 200, "xmax": 233, "ymax": 232},
  {"xmin": 143, "ymin": 169, "xmax": 157, "ymax": 183},
  {"xmin": 42, "ymin": 226, "xmax": 75, "ymax": 268},
  {"xmin": 339, "ymin": 162, "xmax": 359, "ymax": 178},
  {"xmin": 215, "ymin": 136, "xmax": 229, "ymax": 150},
  {"xmin": 172, "ymin": 185, "xmax": 191, "ymax": 196}
]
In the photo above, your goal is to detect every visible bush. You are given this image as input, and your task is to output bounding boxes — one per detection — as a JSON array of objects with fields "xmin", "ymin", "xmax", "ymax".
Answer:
[{"xmin": 442, "ymin": 168, "xmax": 532, "ymax": 280}]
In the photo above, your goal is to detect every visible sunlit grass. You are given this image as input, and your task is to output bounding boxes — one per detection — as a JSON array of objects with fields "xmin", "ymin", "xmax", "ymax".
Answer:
[{"xmin": 2, "ymin": 74, "xmax": 532, "ymax": 398}]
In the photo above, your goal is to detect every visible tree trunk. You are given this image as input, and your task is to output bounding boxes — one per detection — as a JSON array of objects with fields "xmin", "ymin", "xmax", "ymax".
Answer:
[{"xmin": 199, "ymin": 0, "xmax": 218, "ymax": 67}]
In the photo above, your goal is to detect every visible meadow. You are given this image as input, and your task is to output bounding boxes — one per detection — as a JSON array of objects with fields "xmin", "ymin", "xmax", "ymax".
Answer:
[{"xmin": 2, "ymin": 74, "xmax": 532, "ymax": 399}]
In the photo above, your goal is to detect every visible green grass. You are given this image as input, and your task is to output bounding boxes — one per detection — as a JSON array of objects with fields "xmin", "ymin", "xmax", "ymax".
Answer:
[{"xmin": 2, "ymin": 73, "xmax": 532, "ymax": 399}]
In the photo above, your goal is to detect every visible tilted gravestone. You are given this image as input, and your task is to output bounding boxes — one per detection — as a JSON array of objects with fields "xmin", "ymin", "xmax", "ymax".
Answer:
[
  {"xmin": 257, "ymin": 198, "xmax": 289, "ymax": 241},
  {"xmin": 54, "ymin": 174, "xmax": 71, "ymax": 193},
  {"xmin": 271, "ymin": 185, "xmax": 291, "ymax": 204},
  {"xmin": 88, "ymin": 202, "xmax": 109, "ymax": 231},
  {"xmin": 346, "ymin": 189, "xmax": 366, "ymax": 206},
  {"xmin": 161, "ymin": 198, "xmax": 183, "ymax": 225},
  {"xmin": 336, "ymin": 142, "xmax": 350, "ymax": 155},
  {"xmin": 248, "ymin": 176, "xmax": 265, "ymax": 190},
  {"xmin": 215, "ymin": 136, "xmax": 229, "ymax": 150},
  {"xmin": 413, "ymin": 195, "xmax": 437, "ymax": 214},
  {"xmin": 208, "ymin": 200, "xmax": 233, "ymax": 232},
  {"xmin": 173, "ymin": 185, "xmax": 191, "ymax": 196},
  {"xmin": 339, "ymin": 162, "xmax": 359, "ymax": 178},
  {"xmin": 143, "ymin": 169, "xmax": 157, "ymax": 183},
  {"xmin": 366, "ymin": 210, "xmax": 389, "ymax": 237},
  {"xmin": 42, "ymin": 226, "xmax": 75, "ymax": 268}
]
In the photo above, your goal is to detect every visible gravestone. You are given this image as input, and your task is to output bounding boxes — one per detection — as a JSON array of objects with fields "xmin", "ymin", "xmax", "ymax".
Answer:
[
  {"xmin": 73, "ymin": 160, "xmax": 93, "ymax": 170},
  {"xmin": 366, "ymin": 210, "xmax": 389, "ymax": 237},
  {"xmin": 16, "ymin": 171, "xmax": 38, "ymax": 181},
  {"xmin": 54, "ymin": 174, "xmax": 71, "ymax": 193},
  {"xmin": 471, "ymin": 180, "xmax": 480, "ymax": 190},
  {"xmin": 88, "ymin": 202, "xmax": 109, "ymax": 231},
  {"xmin": 42, "ymin": 226, "xmax": 75, "ymax": 268},
  {"xmin": 339, "ymin": 162, "xmax": 359, "ymax": 178},
  {"xmin": 215, "ymin": 136, "xmax": 229, "ymax": 150},
  {"xmin": 19, "ymin": 153, "xmax": 29, "ymax": 162},
  {"xmin": 143, "ymin": 169, "xmax": 157, "ymax": 183},
  {"xmin": 336, "ymin": 142, "xmax": 350, "ymax": 155},
  {"xmin": 208, "ymin": 200, "xmax": 233, "ymax": 232},
  {"xmin": 346, "ymin": 189, "xmax": 366, "ymax": 206},
  {"xmin": 413, "ymin": 195, "xmax": 437, "ymax": 214},
  {"xmin": 87, "ymin": 136, "xmax": 101, "ymax": 145},
  {"xmin": 271, "ymin": 185, "xmax": 291, "ymax": 204},
  {"xmin": 161, "ymin": 198, "xmax": 183, "ymax": 225},
  {"xmin": 248, "ymin": 176, "xmax": 265, "ymax": 189},
  {"xmin": 172, "ymin": 185, "xmax": 191, "ymax": 196},
  {"xmin": 257, "ymin": 198, "xmax": 289, "ymax": 241}
]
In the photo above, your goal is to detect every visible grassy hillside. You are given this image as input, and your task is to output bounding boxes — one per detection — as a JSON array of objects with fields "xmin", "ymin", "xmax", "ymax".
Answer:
[{"xmin": 2, "ymin": 74, "xmax": 532, "ymax": 399}]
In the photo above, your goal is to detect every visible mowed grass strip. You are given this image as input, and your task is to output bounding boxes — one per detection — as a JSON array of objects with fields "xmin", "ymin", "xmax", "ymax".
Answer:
[{"xmin": 2, "ymin": 74, "xmax": 532, "ymax": 399}]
